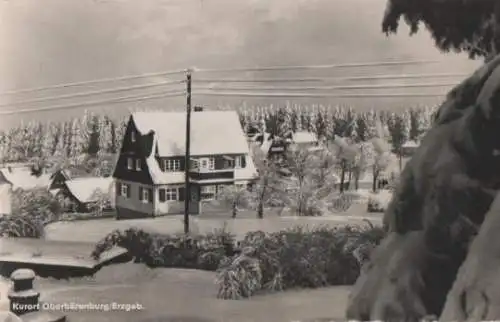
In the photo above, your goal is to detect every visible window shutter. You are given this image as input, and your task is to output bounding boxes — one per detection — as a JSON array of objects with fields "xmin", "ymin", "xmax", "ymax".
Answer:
[
  {"xmin": 148, "ymin": 188, "xmax": 153, "ymax": 203},
  {"xmin": 116, "ymin": 182, "xmax": 120, "ymax": 196},
  {"xmin": 241, "ymin": 155, "xmax": 247, "ymax": 168},
  {"xmin": 159, "ymin": 189, "xmax": 166, "ymax": 202},
  {"xmin": 139, "ymin": 187, "xmax": 143, "ymax": 200},
  {"xmin": 178, "ymin": 187, "xmax": 185, "ymax": 201},
  {"xmin": 126, "ymin": 184, "xmax": 131, "ymax": 198},
  {"xmin": 179, "ymin": 158, "xmax": 186, "ymax": 171}
]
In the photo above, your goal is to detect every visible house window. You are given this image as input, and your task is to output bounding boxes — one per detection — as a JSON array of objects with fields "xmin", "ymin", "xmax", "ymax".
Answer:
[
  {"xmin": 234, "ymin": 156, "xmax": 245, "ymax": 169},
  {"xmin": 200, "ymin": 185, "xmax": 216, "ymax": 200},
  {"xmin": 139, "ymin": 187, "xmax": 152, "ymax": 203},
  {"xmin": 163, "ymin": 159, "xmax": 181, "ymax": 171},
  {"xmin": 159, "ymin": 187, "xmax": 178, "ymax": 202},
  {"xmin": 199, "ymin": 157, "xmax": 215, "ymax": 170},
  {"xmin": 131, "ymin": 131, "xmax": 136, "ymax": 143},
  {"xmin": 127, "ymin": 158, "xmax": 133, "ymax": 170},
  {"xmin": 135, "ymin": 159, "xmax": 142, "ymax": 171},
  {"xmin": 166, "ymin": 188, "xmax": 178, "ymax": 201},
  {"xmin": 120, "ymin": 183, "xmax": 129, "ymax": 197}
]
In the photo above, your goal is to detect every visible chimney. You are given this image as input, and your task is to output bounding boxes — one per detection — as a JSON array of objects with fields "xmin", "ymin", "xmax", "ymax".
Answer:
[{"xmin": 194, "ymin": 106, "xmax": 203, "ymax": 112}]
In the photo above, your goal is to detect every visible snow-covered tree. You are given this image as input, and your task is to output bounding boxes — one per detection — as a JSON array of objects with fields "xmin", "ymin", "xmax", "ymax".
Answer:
[
  {"xmin": 53, "ymin": 123, "xmax": 67, "ymax": 159},
  {"xmin": 387, "ymin": 114, "xmax": 409, "ymax": 172},
  {"xmin": 279, "ymin": 145, "xmax": 332, "ymax": 216},
  {"xmin": 98, "ymin": 116, "xmax": 114, "ymax": 155},
  {"xmin": 249, "ymin": 145, "xmax": 281, "ymax": 219},
  {"xmin": 331, "ymin": 135, "xmax": 358, "ymax": 192},
  {"xmin": 315, "ymin": 107, "xmax": 328, "ymax": 140},
  {"xmin": 216, "ymin": 185, "xmax": 252, "ymax": 218},
  {"xmin": 113, "ymin": 117, "xmax": 127, "ymax": 153},
  {"xmin": 68, "ymin": 118, "xmax": 86, "ymax": 165},
  {"xmin": 352, "ymin": 141, "xmax": 376, "ymax": 190}
]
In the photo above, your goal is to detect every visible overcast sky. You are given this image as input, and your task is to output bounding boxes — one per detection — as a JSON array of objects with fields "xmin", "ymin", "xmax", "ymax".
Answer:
[{"xmin": 0, "ymin": 0, "xmax": 482, "ymax": 128}]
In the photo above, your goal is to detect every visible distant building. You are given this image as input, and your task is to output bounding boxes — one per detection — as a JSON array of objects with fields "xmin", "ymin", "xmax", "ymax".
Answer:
[
  {"xmin": 55, "ymin": 177, "xmax": 115, "ymax": 213},
  {"xmin": 0, "ymin": 171, "xmax": 12, "ymax": 216},
  {"xmin": 48, "ymin": 167, "xmax": 94, "ymax": 193},
  {"xmin": 113, "ymin": 110, "xmax": 258, "ymax": 219},
  {"xmin": 0, "ymin": 167, "xmax": 51, "ymax": 191},
  {"xmin": 257, "ymin": 130, "xmax": 322, "ymax": 163},
  {"xmin": 401, "ymin": 140, "xmax": 419, "ymax": 157}
]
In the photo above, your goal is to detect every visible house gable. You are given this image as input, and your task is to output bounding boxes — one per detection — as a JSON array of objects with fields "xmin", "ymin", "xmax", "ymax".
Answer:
[
  {"xmin": 112, "ymin": 117, "xmax": 154, "ymax": 185},
  {"xmin": 49, "ymin": 170, "xmax": 70, "ymax": 190}
]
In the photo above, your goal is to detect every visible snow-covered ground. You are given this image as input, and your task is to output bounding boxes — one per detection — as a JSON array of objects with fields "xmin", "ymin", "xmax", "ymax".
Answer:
[{"xmin": 35, "ymin": 263, "xmax": 352, "ymax": 322}]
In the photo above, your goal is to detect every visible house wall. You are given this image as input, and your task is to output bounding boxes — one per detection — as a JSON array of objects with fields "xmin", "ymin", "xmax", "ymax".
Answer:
[
  {"xmin": 154, "ymin": 184, "xmax": 184, "ymax": 215},
  {"xmin": 115, "ymin": 179, "xmax": 155, "ymax": 219},
  {"xmin": 0, "ymin": 183, "xmax": 12, "ymax": 215}
]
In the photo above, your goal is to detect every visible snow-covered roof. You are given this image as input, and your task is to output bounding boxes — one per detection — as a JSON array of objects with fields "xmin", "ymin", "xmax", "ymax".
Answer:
[
  {"xmin": 292, "ymin": 131, "xmax": 317, "ymax": 144},
  {"xmin": 131, "ymin": 111, "xmax": 250, "ymax": 157},
  {"xmin": 0, "ymin": 168, "xmax": 50, "ymax": 190},
  {"xmin": 402, "ymin": 140, "xmax": 420, "ymax": 148},
  {"xmin": 64, "ymin": 177, "xmax": 114, "ymax": 203}
]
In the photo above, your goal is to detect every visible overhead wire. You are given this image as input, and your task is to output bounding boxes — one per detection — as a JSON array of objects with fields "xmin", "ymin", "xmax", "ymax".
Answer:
[
  {"xmin": 0, "ymin": 60, "xmax": 461, "ymax": 114},
  {"xmin": 192, "ymin": 60, "xmax": 440, "ymax": 73},
  {"xmin": 0, "ymin": 69, "xmax": 188, "ymax": 96},
  {"xmin": 193, "ymin": 82, "xmax": 459, "ymax": 91},
  {"xmin": 0, "ymin": 60, "xmax": 455, "ymax": 98},
  {"xmin": 0, "ymin": 79, "xmax": 186, "ymax": 107},
  {"xmin": 193, "ymin": 73, "xmax": 469, "ymax": 83},
  {"xmin": 0, "ymin": 90, "xmax": 186, "ymax": 115}
]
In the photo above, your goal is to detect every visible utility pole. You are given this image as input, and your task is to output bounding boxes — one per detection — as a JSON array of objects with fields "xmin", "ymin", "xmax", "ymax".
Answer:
[{"xmin": 183, "ymin": 69, "xmax": 192, "ymax": 235}]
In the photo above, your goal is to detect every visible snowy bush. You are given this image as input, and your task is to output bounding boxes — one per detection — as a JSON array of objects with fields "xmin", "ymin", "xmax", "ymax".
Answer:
[
  {"xmin": 216, "ymin": 223, "xmax": 386, "ymax": 299},
  {"xmin": 367, "ymin": 190, "xmax": 393, "ymax": 213}
]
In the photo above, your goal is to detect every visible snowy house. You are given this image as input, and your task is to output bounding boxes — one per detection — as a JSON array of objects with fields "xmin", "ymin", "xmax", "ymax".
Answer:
[
  {"xmin": 0, "ymin": 170, "xmax": 12, "ymax": 216},
  {"xmin": 113, "ymin": 110, "xmax": 257, "ymax": 219},
  {"xmin": 56, "ymin": 177, "xmax": 115, "ymax": 213},
  {"xmin": 0, "ymin": 167, "xmax": 51, "ymax": 191}
]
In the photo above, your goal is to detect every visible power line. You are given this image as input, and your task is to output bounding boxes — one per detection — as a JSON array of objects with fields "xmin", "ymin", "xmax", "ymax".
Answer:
[
  {"xmin": 193, "ymin": 73, "xmax": 468, "ymax": 83},
  {"xmin": 0, "ymin": 69, "xmax": 188, "ymax": 97},
  {"xmin": 195, "ymin": 91, "xmax": 446, "ymax": 98},
  {"xmin": 0, "ymin": 90, "xmax": 186, "ymax": 115},
  {"xmin": 192, "ymin": 60, "xmax": 440, "ymax": 73},
  {"xmin": 0, "ymin": 61, "xmax": 457, "ymax": 97},
  {"xmin": 194, "ymin": 82, "xmax": 459, "ymax": 91},
  {"xmin": 0, "ymin": 80, "xmax": 186, "ymax": 107}
]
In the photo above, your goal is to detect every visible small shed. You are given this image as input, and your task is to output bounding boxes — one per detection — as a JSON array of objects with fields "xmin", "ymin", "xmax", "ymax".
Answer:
[
  {"xmin": 0, "ymin": 171, "xmax": 12, "ymax": 216},
  {"xmin": 57, "ymin": 177, "xmax": 115, "ymax": 213}
]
